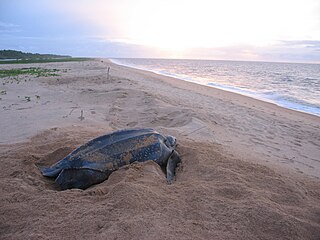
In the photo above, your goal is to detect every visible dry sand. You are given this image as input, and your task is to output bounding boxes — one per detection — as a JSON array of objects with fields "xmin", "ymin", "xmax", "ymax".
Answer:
[{"xmin": 0, "ymin": 59, "xmax": 319, "ymax": 239}]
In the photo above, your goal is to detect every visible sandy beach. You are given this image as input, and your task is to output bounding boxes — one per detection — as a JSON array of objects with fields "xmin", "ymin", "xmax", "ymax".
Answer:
[{"xmin": 0, "ymin": 59, "xmax": 319, "ymax": 239}]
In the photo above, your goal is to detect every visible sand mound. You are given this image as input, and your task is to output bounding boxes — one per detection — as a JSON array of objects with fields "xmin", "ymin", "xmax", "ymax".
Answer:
[{"xmin": 1, "ymin": 127, "xmax": 319, "ymax": 240}]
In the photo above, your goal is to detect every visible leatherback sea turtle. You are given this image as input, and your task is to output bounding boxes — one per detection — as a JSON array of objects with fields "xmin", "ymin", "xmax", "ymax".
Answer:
[{"xmin": 39, "ymin": 128, "xmax": 181, "ymax": 190}]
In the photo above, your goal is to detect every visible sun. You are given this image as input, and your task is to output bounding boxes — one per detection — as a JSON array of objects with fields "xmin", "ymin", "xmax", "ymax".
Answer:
[
  {"xmin": 59, "ymin": 0, "xmax": 320, "ymax": 53},
  {"xmin": 120, "ymin": 0, "xmax": 278, "ymax": 49}
]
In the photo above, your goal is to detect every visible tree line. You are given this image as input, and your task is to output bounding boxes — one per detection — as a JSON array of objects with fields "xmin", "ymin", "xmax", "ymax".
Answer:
[{"xmin": 0, "ymin": 50, "xmax": 70, "ymax": 59}]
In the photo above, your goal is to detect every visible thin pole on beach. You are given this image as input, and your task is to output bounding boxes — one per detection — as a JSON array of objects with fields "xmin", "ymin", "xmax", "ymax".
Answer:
[{"xmin": 79, "ymin": 110, "xmax": 84, "ymax": 121}]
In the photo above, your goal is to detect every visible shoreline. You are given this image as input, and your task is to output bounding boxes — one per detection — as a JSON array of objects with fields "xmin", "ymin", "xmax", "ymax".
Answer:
[
  {"xmin": 110, "ymin": 58, "xmax": 320, "ymax": 118},
  {"xmin": 1, "ymin": 59, "xmax": 319, "ymax": 239},
  {"xmin": 108, "ymin": 58, "xmax": 319, "ymax": 123}
]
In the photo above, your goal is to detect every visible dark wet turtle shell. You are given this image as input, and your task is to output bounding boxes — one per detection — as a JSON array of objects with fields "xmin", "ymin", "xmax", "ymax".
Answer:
[{"xmin": 39, "ymin": 128, "xmax": 181, "ymax": 190}]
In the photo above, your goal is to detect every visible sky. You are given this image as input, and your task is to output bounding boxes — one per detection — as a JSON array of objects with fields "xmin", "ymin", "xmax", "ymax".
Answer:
[{"xmin": 0, "ymin": 0, "xmax": 319, "ymax": 62}]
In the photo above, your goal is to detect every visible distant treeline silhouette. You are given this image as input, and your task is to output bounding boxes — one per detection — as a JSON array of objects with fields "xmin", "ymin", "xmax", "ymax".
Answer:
[{"xmin": 0, "ymin": 50, "xmax": 71, "ymax": 59}]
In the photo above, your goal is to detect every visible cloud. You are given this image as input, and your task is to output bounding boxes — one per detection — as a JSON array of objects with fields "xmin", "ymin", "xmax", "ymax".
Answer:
[
  {"xmin": 0, "ymin": 21, "xmax": 19, "ymax": 28},
  {"xmin": 252, "ymin": 41, "xmax": 320, "ymax": 63},
  {"xmin": 0, "ymin": 34, "xmax": 163, "ymax": 58},
  {"xmin": 177, "ymin": 41, "xmax": 320, "ymax": 63},
  {"xmin": 280, "ymin": 40, "xmax": 320, "ymax": 50},
  {"xmin": 0, "ymin": 21, "xmax": 20, "ymax": 33},
  {"xmin": 50, "ymin": 0, "xmax": 320, "ymax": 49}
]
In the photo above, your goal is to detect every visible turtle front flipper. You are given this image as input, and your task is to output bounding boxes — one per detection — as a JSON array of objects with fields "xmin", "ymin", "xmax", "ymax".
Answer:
[
  {"xmin": 55, "ymin": 168, "xmax": 111, "ymax": 190},
  {"xmin": 166, "ymin": 150, "xmax": 181, "ymax": 184}
]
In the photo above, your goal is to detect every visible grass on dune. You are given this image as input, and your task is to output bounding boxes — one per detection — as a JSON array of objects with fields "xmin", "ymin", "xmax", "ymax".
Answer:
[
  {"xmin": 0, "ymin": 57, "xmax": 91, "ymax": 65},
  {"xmin": 0, "ymin": 67, "xmax": 61, "ymax": 78}
]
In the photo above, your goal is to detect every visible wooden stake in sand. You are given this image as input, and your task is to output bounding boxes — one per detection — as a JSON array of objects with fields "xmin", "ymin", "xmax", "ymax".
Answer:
[
  {"xmin": 107, "ymin": 67, "xmax": 110, "ymax": 80},
  {"xmin": 79, "ymin": 110, "xmax": 84, "ymax": 121}
]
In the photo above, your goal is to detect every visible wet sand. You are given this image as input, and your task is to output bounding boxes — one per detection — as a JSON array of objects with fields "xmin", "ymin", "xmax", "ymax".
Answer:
[{"xmin": 0, "ymin": 59, "xmax": 319, "ymax": 239}]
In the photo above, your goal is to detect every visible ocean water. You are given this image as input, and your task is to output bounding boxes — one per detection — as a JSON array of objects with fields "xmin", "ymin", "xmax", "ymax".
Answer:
[{"xmin": 111, "ymin": 58, "xmax": 320, "ymax": 117}]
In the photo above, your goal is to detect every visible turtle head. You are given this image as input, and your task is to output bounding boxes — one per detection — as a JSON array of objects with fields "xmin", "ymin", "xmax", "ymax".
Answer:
[{"xmin": 165, "ymin": 135, "xmax": 177, "ymax": 148}]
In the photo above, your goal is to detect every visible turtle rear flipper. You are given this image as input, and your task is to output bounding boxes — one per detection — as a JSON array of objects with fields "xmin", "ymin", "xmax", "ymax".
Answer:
[
  {"xmin": 166, "ymin": 150, "xmax": 181, "ymax": 184},
  {"xmin": 36, "ymin": 156, "xmax": 71, "ymax": 178},
  {"xmin": 37, "ymin": 165, "xmax": 62, "ymax": 178},
  {"xmin": 55, "ymin": 168, "xmax": 110, "ymax": 190}
]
